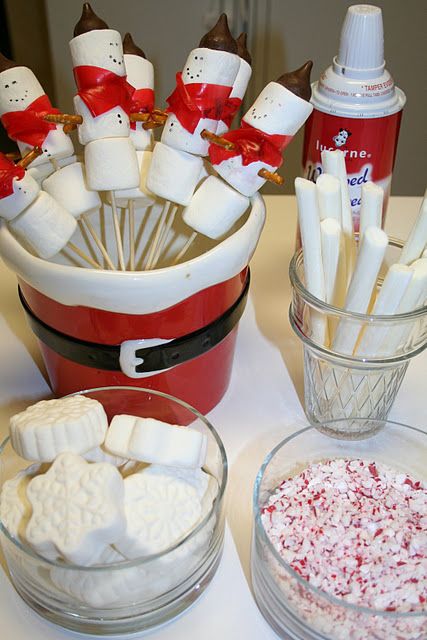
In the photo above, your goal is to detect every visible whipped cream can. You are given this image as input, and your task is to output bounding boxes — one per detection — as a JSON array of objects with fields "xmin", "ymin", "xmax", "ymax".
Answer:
[{"xmin": 302, "ymin": 5, "xmax": 406, "ymax": 231}]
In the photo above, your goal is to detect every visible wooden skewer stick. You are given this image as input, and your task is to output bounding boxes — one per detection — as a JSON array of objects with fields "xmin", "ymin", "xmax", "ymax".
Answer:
[
  {"xmin": 67, "ymin": 242, "xmax": 102, "ymax": 269},
  {"xmin": 43, "ymin": 113, "xmax": 83, "ymax": 125},
  {"xmin": 129, "ymin": 112, "xmax": 151, "ymax": 122},
  {"xmin": 17, "ymin": 146, "xmax": 43, "ymax": 169},
  {"xmin": 144, "ymin": 201, "xmax": 171, "ymax": 270},
  {"xmin": 82, "ymin": 214, "xmax": 116, "ymax": 270},
  {"xmin": 150, "ymin": 204, "xmax": 178, "ymax": 269},
  {"xmin": 109, "ymin": 191, "xmax": 126, "ymax": 271},
  {"xmin": 258, "ymin": 168, "xmax": 284, "ymax": 185},
  {"xmin": 172, "ymin": 231, "xmax": 197, "ymax": 266},
  {"xmin": 128, "ymin": 199, "xmax": 135, "ymax": 271},
  {"xmin": 200, "ymin": 129, "xmax": 235, "ymax": 151}
]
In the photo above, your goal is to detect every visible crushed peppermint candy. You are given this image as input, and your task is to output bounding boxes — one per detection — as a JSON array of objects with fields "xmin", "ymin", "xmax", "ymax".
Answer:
[{"xmin": 261, "ymin": 458, "xmax": 427, "ymax": 613}]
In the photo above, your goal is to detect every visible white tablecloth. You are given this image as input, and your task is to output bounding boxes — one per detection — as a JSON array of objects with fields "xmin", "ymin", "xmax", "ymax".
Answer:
[{"xmin": 0, "ymin": 195, "xmax": 424, "ymax": 639}]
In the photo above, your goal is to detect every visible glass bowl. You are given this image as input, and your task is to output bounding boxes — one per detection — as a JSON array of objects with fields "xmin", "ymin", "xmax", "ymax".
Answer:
[
  {"xmin": 0, "ymin": 386, "xmax": 227, "ymax": 635},
  {"xmin": 251, "ymin": 420, "xmax": 426, "ymax": 640}
]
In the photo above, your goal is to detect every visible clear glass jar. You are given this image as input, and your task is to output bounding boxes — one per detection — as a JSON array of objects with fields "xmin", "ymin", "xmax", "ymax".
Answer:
[
  {"xmin": 289, "ymin": 238, "xmax": 427, "ymax": 438},
  {"xmin": 251, "ymin": 421, "xmax": 427, "ymax": 640},
  {"xmin": 0, "ymin": 386, "xmax": 227, "ymax": 635}
]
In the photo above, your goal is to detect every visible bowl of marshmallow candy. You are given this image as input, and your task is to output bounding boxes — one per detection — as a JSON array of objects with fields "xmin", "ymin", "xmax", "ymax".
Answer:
[{"xmin": 0, "ymin": 386, "xmax": 227, "ymax": 635}]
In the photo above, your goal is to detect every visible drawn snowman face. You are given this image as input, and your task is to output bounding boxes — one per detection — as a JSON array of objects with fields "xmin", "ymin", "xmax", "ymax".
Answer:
[
  {"xmin": 0, "ymin": 67, "xmax": 44, "ymax": 115},
  {"xmin": 182, "ymin": 48, "xmax": 239, "ymax": 86},
  {"xmin": 243, "ymin": 82, "xmax": 287, "ymax": 135},
  {"xmin": 70, "ymin": 29, "xmax": 126, "ymax": 76}
]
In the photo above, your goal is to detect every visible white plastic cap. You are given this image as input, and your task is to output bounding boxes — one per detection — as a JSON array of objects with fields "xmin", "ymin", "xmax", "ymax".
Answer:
[{"xmin": 337, "ymin": 5, "xmax": 384, "ymax": 75}]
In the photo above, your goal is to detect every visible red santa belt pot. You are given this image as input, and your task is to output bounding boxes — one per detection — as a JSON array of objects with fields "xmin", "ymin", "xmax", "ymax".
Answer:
[{"xmin": 0, "ymin": 195, "xmax": 265, "ymax": 422}]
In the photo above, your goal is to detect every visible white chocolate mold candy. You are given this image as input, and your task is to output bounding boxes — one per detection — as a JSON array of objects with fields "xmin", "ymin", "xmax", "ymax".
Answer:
[
  {"xmin": 104, "ymin": 414, "xmax": 207, "ymax": 469},
  {"xmin": 26, "ymin": 453, "xmax": 126, "ymax": 565},
  {"xmin": 115, "ymin": 466, "xmax": 203, "ymax": 558},
  {"xmin": 10, "ymin": 395, "xmax": 108, "ymax": 462},
  {"xmin": 0, "ymin": 462, "xmax": 41, "ymax": 541},
  {"xmin": 50, "ymin": 545, "xmax": 148, "ymax": 608}
]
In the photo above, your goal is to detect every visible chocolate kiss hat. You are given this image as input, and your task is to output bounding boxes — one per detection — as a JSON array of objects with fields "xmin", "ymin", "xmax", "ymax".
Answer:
[
  {"xmin": 276, "ymin": 61, "xmax": 313, "ymax": 102},
  {"xmin": 74, "ymin": 2, "xmax": 109, "ymax": 37},
  {"xmin": 199, "ymin": 13, "xmax": 237, "ymax": 54},
  {"xmin": 0, "ymin": 52, "xmax": 18, "ymax": 72},
  {"xmin": 123, "ymin": 33, "xmax": 146, "ymax": 59},
  {"xmin": 236, "ymin": 33, "xmax": 251, "ymax": 65}
]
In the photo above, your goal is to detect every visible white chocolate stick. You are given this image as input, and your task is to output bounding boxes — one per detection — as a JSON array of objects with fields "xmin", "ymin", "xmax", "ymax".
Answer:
[
  {"xmin": 321, "ymin": 150, "xmax": 356, "ymax": 283},
  {"xmin": 359, "ymin": 182, "xmax": 383, "ymax": 242},
  {"xmin": 321, "ymin": 218, "xmax": 343, "ymax": 306},
  {"xmin": 295, "ymin": 177, "xmax": 328, "ymax": 345},
  {"xmin": 128, "ymin": 200, "xmax": 135, "ymax": 271},
  {"xmin": 332, "ymin": 227, "xmax": 388, "ymax": 355},
  {"xmin": 355, "ymin": 264, "xmax": 413, "ymax": 357},
  {"xmin": 109, "ymin": 192, "xmax": 125, "ymax": 271},
  {"xmin": 316, "ymin": 174, "xmax": 342, "ymax": 223},
  {"xmin": 399, "ymin": 189, "xmax": 427, "ymax": 265},
  {"xmin": 172, "ymin": 232, "xmax": 198, "ymax": 266},
  {"xmin": 144, "ymin": 200, "xmax": 171, "ymax": 270},
  {"xmin": 150, "ymin": 204, "xmax": 179, "ymax": 269},
  {"xmin": 374, "ymin": 258, "xmax": 427, "ymax": 356}
]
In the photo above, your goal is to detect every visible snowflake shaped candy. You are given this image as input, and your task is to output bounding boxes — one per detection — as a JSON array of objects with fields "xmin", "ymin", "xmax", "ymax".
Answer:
[{"xmin": 26, "ymin": 453, "xmax": 126, "ymax": 565}]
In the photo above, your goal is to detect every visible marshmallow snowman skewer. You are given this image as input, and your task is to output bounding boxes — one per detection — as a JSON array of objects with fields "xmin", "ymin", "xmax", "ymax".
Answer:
[
  {"xmin": 69, "ymin": 3, "xmax": 142, "ymax": 271},
  {"xmin": 174, "ymin": 62, "xmax": 314, "ymax": 264},
  {"xmin": 145, "ymin": 15, "xmax": 241, "ymax": 267},
  {"xmin": 0, "ymin": 149, "xmax": 104, "ymax": 268},
  {"xmin": 216, "ymin": 32, "xmax": 252, "ymax": 136}
]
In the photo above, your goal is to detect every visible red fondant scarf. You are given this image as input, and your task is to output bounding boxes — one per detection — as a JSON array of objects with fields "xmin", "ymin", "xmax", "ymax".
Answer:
[
  {"xmin": 73, "ymin": 65, "xmax": 134, "ymax": 117},
  {"xmin": 128, "ymin": 87, "xmax": 155, "ymax": 130},
  {"xmin": 166, "ymin": 72, "xmax": 232, "ymax": 134},
  {"xmin": 0, "ymin": 153, "xmax": 25, "ymax": 199},
  {"xmin": 1, "ymin": 95, "xmax": 59, "ymax": 148},
  {"xmin": 208, "ymin": 121, "xmax": 293, "ymax": 167},
  {"xmin": 220, "ymin": 96, "xmax": 242, "ymax": 128}
]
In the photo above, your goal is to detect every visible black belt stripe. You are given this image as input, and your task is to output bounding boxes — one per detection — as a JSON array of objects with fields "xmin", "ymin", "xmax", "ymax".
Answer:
[{"xmin": 19, "ymin": 271, "xmax": 250, "ymax": 374}]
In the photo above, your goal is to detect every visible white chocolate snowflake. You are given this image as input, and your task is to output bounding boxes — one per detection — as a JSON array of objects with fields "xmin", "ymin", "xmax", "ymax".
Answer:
[{"xmin": 26, "ymin": 453, "xmax": 125, "ymax": 565}]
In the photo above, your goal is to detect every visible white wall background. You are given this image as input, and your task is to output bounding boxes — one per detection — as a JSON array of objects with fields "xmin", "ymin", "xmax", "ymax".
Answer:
[{"xmin": 27, "ymin": 1, "xmax": 427, "ymax": 196}]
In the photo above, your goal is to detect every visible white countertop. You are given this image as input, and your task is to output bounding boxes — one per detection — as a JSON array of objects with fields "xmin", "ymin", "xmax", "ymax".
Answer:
[{"xmin": 0, "ymin": 195, "xmax": 425, "ymax": 639}]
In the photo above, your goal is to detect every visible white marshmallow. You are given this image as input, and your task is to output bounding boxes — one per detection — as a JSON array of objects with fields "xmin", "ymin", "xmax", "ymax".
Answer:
[
  {"xmin": 10, "ymin": 395, "xmax": 108, "ymax": 461},
  {"xmin": 104, "ymin": 414, "xmax": 207, "ymax": 469},
  {"xmin": 69, "ymin": 29, "xmax": 126, "ymax": 76},
  {"xmin": 0, "ymin": 463, "xmax": 41, "ymax": 541},
  {"xmin": 183, "ymin": 175, "xmax": 249, "ymax": 239},
  {"xmin": 27, "ymin": 162, "xmax": 55, "ymax": 184},
  {"xmin": 56, "ymin": 154, "xmax": 78, "ymax": 168},
  {"xmin": 0, "ymin": 172, "xmax": 40, "ymax": 221},
  {"xmin": 130, "ymin": 124, "xmax": 153, "ymax": 151},
  {"xmin": 182, "ymin": 47, "xmax": 239, "ymax": 87},
  {"xmin": 217, "ymin": 58, "xmax": 252, "ymax": 135},
  {"xmin": 104, "ymin": 150, "xmax": 155, "ymax": 207},
  {"xmin": 214, "ymin": 154, "xmax": 275, "ymax": 197},
  {"xmin": 161, "ymin": 113, "xmax": 218, "ymax": 156},
  {"xmin": 146, "ymin": 142, "xmax": 203, "ymax": 205},
  {"xmin": 125, "ymin": 54, "xmax": 154, "ymax": 91},
  {"xmin": 84, "ymin": 137, "xmax": 140, "ymax": 191},
  {"xmin": 0, "ymin": 66, "xmax": 44, "ymax": 115},
  {"xmin": 43, "ymin": 162, "xmax": 101, "ymax": 218},
  {"xmin": 26, "ymin": 453, "xmax": 126, "ymax": 565},
  {"xmin": 17, "ymin": 126, "xmax": 74, "ymax": 167},
  {"xmin": 9, "ymin": 191, "xmax": 77, "ymax": 259},
  {"xmin": 115, "ymin": 467, "xmax": 202, "ymax": 558},
  {"xmin": 243, "ymin": 81, "xmax": 313, "ymax": 136},
  {"xmin": 73, "ymin": 95, "xmax": 129, "ymax": 145}
]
